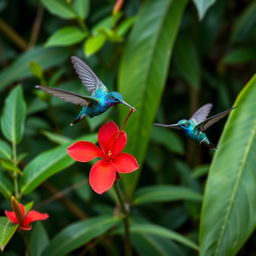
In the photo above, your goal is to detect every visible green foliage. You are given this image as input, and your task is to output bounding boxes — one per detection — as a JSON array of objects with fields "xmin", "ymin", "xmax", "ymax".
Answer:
[
  {"xmin": 128, "ymin": 223, "xmax": 198, "ymax": 251},
  {"xmin": 0, "ymin": 217, "xmax": 18, "ymax": 251},
  {"xmin": 45, "ymin": 26, "xmax": 87, "ymax": 47},
  {"xmin": 0, "ymin": 47, "xmax": 71, "ymax": 92},
  {"xmin": 133, "ymin": 185, "xmax": 202, "ymax": 205},
  {"xmin": 42, "ymin": 216, "xmax": 121, "ymax": 256},
  {"xmin": 0, "ymin": 0, "xmax": 255, "ymax": 255},
  {"xmin": 1, "ymin": 86, "xmax": 26, "ymax": 144},
  {"xmin": 118, "ymin": 0, "xmax": 188, "ymax": 197},
  {"xmin": 200, "ymin": 75, "xmax": 256, "ymax": 255}
]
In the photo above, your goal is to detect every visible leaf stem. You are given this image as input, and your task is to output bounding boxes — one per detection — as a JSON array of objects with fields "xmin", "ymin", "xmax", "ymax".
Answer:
[
  {"xmin": 12, "ymin": 141, "xmax": 20, "ymax": 199},
  {"xmin": 113, "ymin": 183, "xmax": 132, "ymax": 256}
]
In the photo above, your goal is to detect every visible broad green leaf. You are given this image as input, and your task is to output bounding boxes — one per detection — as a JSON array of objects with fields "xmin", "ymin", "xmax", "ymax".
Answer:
[
  {"xmin": 192, "ymin": 0, "xmax": 216, "ymax": 20},
  {"xmin": 20, "ymin": 134, "xmax": 97, "ymax": 194},
  {"xmin": 199, "ymin": 74, "xmax": 256, "ymax": 256},
  {"xmin": 223, "ymin": 47, "xmax": 256, "ymax": 64},
  {"xmin": 0, "ymin": 170, "xmax": 13, "ymax": 198},
  {"xmin": 42, "ymin": 131, "xmax": 70, "ymax": 144},
  {"xmin": 133, "ymin": 185, "xmax": 202, "ymax": 205},
  {"xmin": 1, "ymin": 86, "xmax": 26, "ymax": 144},
  {"xmin": 0, "ymin": 140, "xmax": 11, "ymax": 161},
  {"xmin": 84, "ymin": 34, "xmax": 106, "ymax": 57},
  {"xmin": 73, "ymin": 0, "xmax": 89, "ymax": 19},
  {"xmin": 151, "ymin": 126, "xmax": 184, "ymax": 155},
  {"xmin": 132, "ymin": 234, "xmax": 186, "ymax": 256},
  {"xmin": 0, "ymin": 47, "xmax": 71, "ymax": 92},
  {"xmin": 118, "ymin": 0, "xmax": 188, "ymax": 197},
  {"xmin": 30, "ymin": 223, "xmax": 49, "ymax": 256},
  {"xmin": 128, "ymin": 223, "xmax": 198, "ymax": 251},
  {"xmin": 173, "ymin": 35, "xmax": 201, "ymax": 90},
  {"xmin": 42, "ymin": 216, "xmax": 121, "ymax": 256},
  {"xmin": 231, "ymin": 2, "xmax": 256, "ymax": 43},
  {"xmin": 45, "ymin": 26, "xmax": 87, "ymax": 47},
  {"xmin": 41, "ymin": 0, "xmax": 77, "ymax": 19},
  {"xmin": 0, "ymin": 217, "xmax": 18, "ymax": 252}
]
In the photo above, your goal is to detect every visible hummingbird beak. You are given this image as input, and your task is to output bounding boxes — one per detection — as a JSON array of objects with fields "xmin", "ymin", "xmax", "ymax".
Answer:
[
  {"xmin": 154, "ymin": 123, "xmax": 181, "ymax": 130},
  {"xmin": 121, "ymin": 101, "xmax": 136, "ymax": 111}
]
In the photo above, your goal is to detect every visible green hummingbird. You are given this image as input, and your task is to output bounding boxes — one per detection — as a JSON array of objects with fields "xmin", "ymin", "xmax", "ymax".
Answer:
[
  {"xmin": 154, "ymin": 104, "xmax": 235, "ymax": 150},
  {"xmin": 36, "ymin": 56, "xmax": 135, "ymax": 126}
]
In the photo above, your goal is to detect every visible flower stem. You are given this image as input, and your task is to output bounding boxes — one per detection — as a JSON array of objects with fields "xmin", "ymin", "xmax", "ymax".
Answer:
[
  {"xmin": 120, "ymin": 108, "xmax": 135, "ymax": 131},
  {"xmin": 113, "ymin": 183, "xmax": 132, "ymax": 256}
]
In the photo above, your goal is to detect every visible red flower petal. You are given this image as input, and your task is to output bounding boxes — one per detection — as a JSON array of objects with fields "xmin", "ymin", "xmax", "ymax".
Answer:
[
  {"xmin": 20, "ymin": 226, "xmax": 32, "ymax": 231},
  {"xmin": 5, "ymin": 211, "xmax": 18, "ymax": 224},
  {"xmin": 98, "ymin": 121, "xmax": 119, "ymax": 153},
  {"xmin": 108, "ymin": 131, "xmax": 127, "ymax": 157},
  {"xmin": 89, "ymin": 160, "xmax": 116, "ymax": 194},
  {"xmin": 22, "ymin": 210, "xmax": 49, "ymax": 227},
  {"xmin": 18, "ymin": 203, "xmax": 26, "ymax": 217},
  {"xmin": 112, "ymin": 153, "xmax": 139, "ymax": 173},
  {"xmin": 67, "ymin": 141, "xmax": 103, "ymax": 162}
]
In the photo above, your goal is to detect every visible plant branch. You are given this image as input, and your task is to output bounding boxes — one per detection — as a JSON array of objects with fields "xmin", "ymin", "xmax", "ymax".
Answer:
[
  {"xmin": 28, "ymin": 3, "xmax": 44, "ymax": 48},
  {"xmin": 0, "ymin": 19, "xmax": 27, "ymax": 50},
  {"xmin": 113, "ymin": 183, "xmax": 132, "ymax": 256}
]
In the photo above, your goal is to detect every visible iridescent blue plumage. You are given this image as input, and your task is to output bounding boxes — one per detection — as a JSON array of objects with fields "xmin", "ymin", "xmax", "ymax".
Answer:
[
  {"xmin": 36, "ymin": 56, "xmax": 135, "ymax": 125},
  {"xmin": 155, "ymin": 104, "xmax": 235, "ymax": 150}
]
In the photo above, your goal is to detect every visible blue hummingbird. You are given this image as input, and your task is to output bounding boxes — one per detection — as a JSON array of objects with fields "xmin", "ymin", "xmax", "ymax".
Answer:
[
  {"xmin": 36, "ymin": 56, "xmax": 135, "ymax": 126},
  {"xmin": 154, "ymin": 104, "xmax": 235, "ymax": 150}
]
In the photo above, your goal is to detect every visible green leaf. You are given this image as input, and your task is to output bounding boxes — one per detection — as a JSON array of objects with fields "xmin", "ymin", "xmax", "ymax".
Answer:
[
  {"xmin": 116, "ymin": 16, "xmax": 137, "ymax": 37},
  {"xmin": 0, "ymin": 47, "xmax": 71, "ymax": 93},
  {"xmin": 73, "ymin": 0, "xmax": 89, "ymax": 19},
  {"xmin": 151, "ymin": 126, "xmax": 184, "ymax": 155},
  {"xmin": 223, "ymin": 47, "xmax": 256, "ymax": 64},
  {"xmin": 0, "ymin": 160, "xmax": 22, "ymax": 175},
  {"xmin": 231, "ymin": 2, "xmax": 256, "ymax": 43},
  {"xmin": 0, "ymin": 217, "xmax": 18, "ymax": 252},
  {"xmin": 192, "ymin": 0, "xmax": 216, "ymax": 20},
  {"xmin": 30, "ymin": 223, "xmax": 49, "ymax": 256},
  {"xmin": 45, "ymin": 26, "xmax": 87, "ymax": 47},
  {"xmin": 0, "ymin": 170, "xmax": 13, "ymax": 198},
  {"xmin": 132, "ymin": 234, "xmax": 186, "ymax": 256},
  {"xmin": 118, "ymin": 0, "xmax": 188, "ymax": 197},
  {"xmin": 1, "ymin": 86, "xmax": 26, "ymax": 144},
  {"xmin": 41, "ymin": 0, "xmax": 77, "ymax": 19},
  {"xmin": 84, "ymin": 34, "xmax": 106, "ymax": 57},
  {"xmin": 173, "ymin": 35, "xmax": 201, "ymax": 90},
  {"xmin": 29, "ymin": 61, "xmax": 44, "ymax": 80},
  {"xmin": 42, "ymin": 216, "xmax": 121, "ymax": 256},
  {"xmin": 199, "ymin": 74, "xmax": 256, "ymax": 256},
  {"xmin": 20, "ymin": 134, "xmax": 97, "ymax": 194},
  {"xmin": 0, "ymin": 140, "xmax": 11, "ymax": 161},
  {"xmin": 129, "ymin": 223, "xmax": 198, "ymax": 251},
  {"xmin": 42, "ymin": 130, "xmax": 70, "ymax": 144},
  {"xmin": 133, "ymin": 185, "xmax": 202, "ymax": 205}
]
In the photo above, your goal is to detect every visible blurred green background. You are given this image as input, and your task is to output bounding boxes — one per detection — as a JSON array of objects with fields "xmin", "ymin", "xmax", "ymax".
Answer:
[{"xmin": 0, "ymin": 0, "xmax": 256, "ymax": 255}]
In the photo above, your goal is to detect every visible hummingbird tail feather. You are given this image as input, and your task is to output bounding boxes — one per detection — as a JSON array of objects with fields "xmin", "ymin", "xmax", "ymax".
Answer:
[
  {"xmin": 206, "ymin": 142, "xmax": 217, "ymax": 151},
  {"xmin": 70, "ymin": 114, "xmax": 86, "ymax": 126}
]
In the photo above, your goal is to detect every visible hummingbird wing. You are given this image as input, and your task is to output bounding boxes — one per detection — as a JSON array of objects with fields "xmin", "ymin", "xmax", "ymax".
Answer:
[
  {"xmin": 190, "ymin": 103, "xmax": 213, "ymax": 124},
  {"xmin": 154, "ymin": 123, "xmax": 182, "ymax": 130},
  {"xmin": 71, "ymin": 56, "xmax": 108, "ymax": 94},
  {"xmin": 36, "ymin": 85, "xmax": 99, "ymax": 107},
  {"xmin": 197, "ymin": 107, "xmax": 235, "ymax": 131}
]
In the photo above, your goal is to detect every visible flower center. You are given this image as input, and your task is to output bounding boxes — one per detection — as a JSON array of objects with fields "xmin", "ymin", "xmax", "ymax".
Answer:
[{"xmin": 107, "ymin": 150, "xmax": 112, "ymax": 157}]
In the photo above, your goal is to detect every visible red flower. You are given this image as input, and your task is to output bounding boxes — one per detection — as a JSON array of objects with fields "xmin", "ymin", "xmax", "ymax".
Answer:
[
  {"xmin": 67, "ymin": 121, "xmax": 139, "ymax": 194},
  {"xmin": 5, "ymin": 197, "xmax": 49, "ymax": 231}
]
